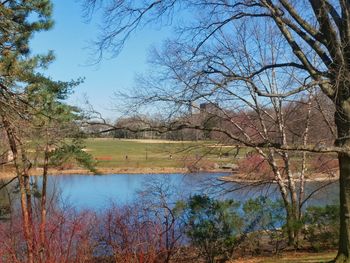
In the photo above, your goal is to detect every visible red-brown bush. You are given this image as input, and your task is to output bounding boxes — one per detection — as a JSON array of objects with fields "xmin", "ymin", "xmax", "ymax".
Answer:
[
  {"xmin": 237, "ymin": 154, "xmax": 273, "ymax": 180},
  {"xmin": 0, "ymin": 206, "xmax": 96, "ymax": 263},
  {"xmin": 310, "ymin": 155, "xmax": 339, "ymax": 176}
]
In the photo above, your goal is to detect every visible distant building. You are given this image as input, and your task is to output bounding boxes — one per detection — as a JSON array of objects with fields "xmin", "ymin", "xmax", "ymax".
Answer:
[
  {"xmin": 188, "ymin": 101, "xmax": 199, "ymax": 115},
  {"xmin": 199, "ymin": 102, "xmax": 219, "ymax": 114},
  {"xmin": 0, "ymin": 150, "xmax": 13, "ymax": 164}
]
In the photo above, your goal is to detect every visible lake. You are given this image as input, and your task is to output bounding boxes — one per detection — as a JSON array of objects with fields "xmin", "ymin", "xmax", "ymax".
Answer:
[{"xmin": 38, "ymin": 173, "xmax": 339, "ymax": 210}]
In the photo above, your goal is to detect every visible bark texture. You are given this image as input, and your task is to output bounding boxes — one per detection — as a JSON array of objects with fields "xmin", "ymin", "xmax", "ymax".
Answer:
[{"xmin": 335, "ymin": 100, "xmax": 350, "ymax": 262}]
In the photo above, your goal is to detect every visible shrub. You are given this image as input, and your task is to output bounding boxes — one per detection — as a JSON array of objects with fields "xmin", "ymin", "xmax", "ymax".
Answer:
[
  {"xmin": 0, "ymin": 207, "xmax": 97, "ymax": 262},
  {"xmin": 96, "ymin": 204, "xmax": 160, "ymax": 263},
  {"xmin": 303, "ymin": 204, "xmax": 339, "ymax": 251},
  {"xmin": 185, "ymin": 195, "xmax": 243, "ymax": 263},
  {"xmin": 309, "ymin": 155, "xmax": 338, "ymax": 176},
  {"xmin": 237, "ymin": 154, "xmax": 273, "ymax": 180},
  {"xmin": 241, "ymin": 197, "xmax": 287, "ymax": 254},
  {"xmin": 184, "ymin": 158, "xmax": 216, "ymax": 172}
]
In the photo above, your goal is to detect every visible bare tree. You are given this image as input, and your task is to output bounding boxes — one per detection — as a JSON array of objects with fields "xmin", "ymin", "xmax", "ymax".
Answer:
[
  {"xmin": 137, "ymin": 176, "xmax": 185, "ymax": 262},
  {"xmin": 84, "ymin": 1, "xmax": 350, "ymax": 260},
  {"xmin": 141, "ymin": 26, "xmax": 336, "ymax": 248}
]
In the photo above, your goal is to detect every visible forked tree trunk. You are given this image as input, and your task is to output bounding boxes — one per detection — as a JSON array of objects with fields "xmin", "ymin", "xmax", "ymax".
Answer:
[
  {"xmin": 268, "ymin": 150, "xmax": 298, "ymax": 246},
  {"xmin": 275, "ymin": 176, "xmax": 296, "ymax": 246},
  {"xmin": 334, "ymin": 102, "xmax": 350, "ymax": 263},
  {"xmin": 283, "ymin": 155, "xmax": 300, "ymax": 247}
]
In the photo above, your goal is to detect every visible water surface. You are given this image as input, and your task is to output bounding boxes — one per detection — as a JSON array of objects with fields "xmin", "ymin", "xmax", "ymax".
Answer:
[{"xmin": 42, "ymin": 173, "xmax": 339, "ymax": 210}]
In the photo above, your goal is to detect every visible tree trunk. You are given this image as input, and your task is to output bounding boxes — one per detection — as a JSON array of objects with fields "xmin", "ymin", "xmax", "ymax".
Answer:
[
  {"xmin": 283, "ymin": 154, "xmax": 300, "ymax": 248},
  {"xmin": 336, "ymin": 153, "xmax": 350, "ymax": 262},
  {"xmin": 286, "ymin": 210, "xmax": 294, "ymax": 243},
  {"xmin": 21, "ymin": 149, "xmax": 35, "ymax": 262},
  {"xmin": 276, "ymin": 177, "xmax": 296, "ymax": 246},
  {"xmin": 18, "ymin": 174, "xmax": 35, "ymax": 263},
  {"xmin": 268, "ymin": 150, "xmax": 297, "ymax": 246},
  {"xmin": 1, "ymin": 116, "xmax": 34, "ymax": 263},
  {"xmin": 334, "ymin": 102, "xmax": 350, "ymax": 263},
  {"xmin": 39, "ymin": 146, "xmax": 49, "ymax": 263}
]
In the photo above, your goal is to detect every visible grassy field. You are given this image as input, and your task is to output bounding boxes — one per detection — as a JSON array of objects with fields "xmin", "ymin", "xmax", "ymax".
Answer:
[
  {"xmin": 231, "ymin": 251, "xmax": 336, "ymax": 262},
  {"xmin": 83, "ymin": 138, "xmax": 245, "ymax": 169}
]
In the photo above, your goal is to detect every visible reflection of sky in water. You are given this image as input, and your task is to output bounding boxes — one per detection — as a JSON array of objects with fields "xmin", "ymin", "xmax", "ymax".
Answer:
[
  {"xmin": 45, "ymin": 173, "xmax": 231, "ymax": 210},
  {"xmin": 4, "ymin": 174, "xmax": 339, "ymax": 211}
]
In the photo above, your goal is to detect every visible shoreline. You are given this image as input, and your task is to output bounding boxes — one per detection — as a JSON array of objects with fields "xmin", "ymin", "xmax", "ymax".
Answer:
[
  {"xmin": 0, "ymin": 167, "xmax": 231, "ymax": 179},
  {"xmin": 0, "ymin": 167, "xmax": 339, "ymax": 183},
  {"xmin": 219, "ymin": 174, "xmax": 339, "ymax": 183}
]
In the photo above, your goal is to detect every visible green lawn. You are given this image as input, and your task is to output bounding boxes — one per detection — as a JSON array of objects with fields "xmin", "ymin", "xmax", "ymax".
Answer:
[
  {"xmin": 82, "ymin": 138, "xmax": 331, "ymax": 172},
  {"xmin": 83, "ymin": 138, "xmax": 245, "ymax": 169}
]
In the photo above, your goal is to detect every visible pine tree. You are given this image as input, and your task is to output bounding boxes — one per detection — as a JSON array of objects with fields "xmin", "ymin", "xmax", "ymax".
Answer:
[{"xmin": 0, "ymin": 2, "xmax": 94, "ymax": 262}]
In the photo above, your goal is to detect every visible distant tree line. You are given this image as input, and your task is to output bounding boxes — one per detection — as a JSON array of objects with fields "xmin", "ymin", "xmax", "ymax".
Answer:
[{"xmin": 90, "ymin": 94, "xmax": 334, "ymax": 146}]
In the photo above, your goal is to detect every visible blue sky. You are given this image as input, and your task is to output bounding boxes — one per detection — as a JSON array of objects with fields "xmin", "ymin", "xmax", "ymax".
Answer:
[{"xmin": 30, "ymin": 0, "xmax": 170, "ymax": 120}]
